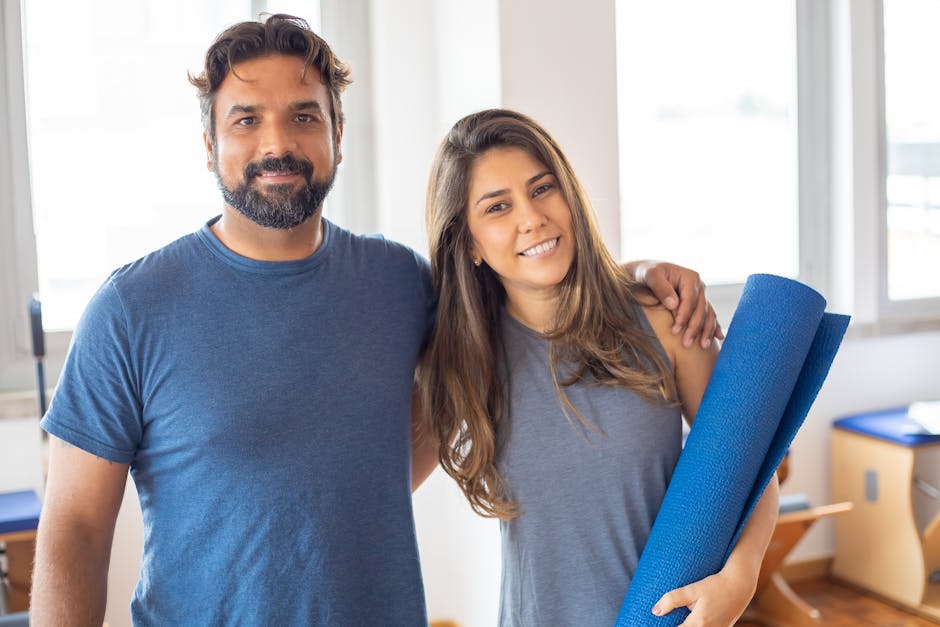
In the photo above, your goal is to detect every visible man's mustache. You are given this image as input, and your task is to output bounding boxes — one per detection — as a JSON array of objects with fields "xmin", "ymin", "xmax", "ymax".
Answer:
[{"xmin": 244, "ymin": 155, "xmax": 314, "ymax": 180}]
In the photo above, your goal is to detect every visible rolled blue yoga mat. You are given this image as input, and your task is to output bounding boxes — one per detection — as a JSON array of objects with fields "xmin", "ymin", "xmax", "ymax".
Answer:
[{"xmin": 615, "ymin": 274, "xmax": 850, "ymax": 627}]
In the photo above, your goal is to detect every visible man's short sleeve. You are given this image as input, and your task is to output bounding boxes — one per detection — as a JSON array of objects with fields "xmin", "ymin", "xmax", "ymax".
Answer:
[{"xmin": 40, "ymin": 277, "xmax": 143, "ymax": 463}]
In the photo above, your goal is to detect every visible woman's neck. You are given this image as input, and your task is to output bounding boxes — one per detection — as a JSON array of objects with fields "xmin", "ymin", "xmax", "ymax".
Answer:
[{"xmin": 505, "ymin": 292, "xmax": 560, "ymax": 334}]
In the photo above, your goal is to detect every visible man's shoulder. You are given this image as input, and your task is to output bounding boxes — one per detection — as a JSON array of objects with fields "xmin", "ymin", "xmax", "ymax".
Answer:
[
  {"xmin": 103, "ymin": 230, "xmax": 207, "ymax": 303},
  {"xmin": 110, "ymin": 230, "xmax": 204, "ymax": 280},
  {"xmin": 329, "ymin": 222, "xmax": 429, "ymax": 276}
]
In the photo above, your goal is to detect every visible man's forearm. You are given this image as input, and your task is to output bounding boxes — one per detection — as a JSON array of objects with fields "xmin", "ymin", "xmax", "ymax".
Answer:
[{"xmin": 31, "ymin": 522, "xmax": 111, "ymax": 626}]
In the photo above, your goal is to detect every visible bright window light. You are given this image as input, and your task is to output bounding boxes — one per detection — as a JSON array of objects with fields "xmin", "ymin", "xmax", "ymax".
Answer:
[
  {"xmin": 22, "ymin": 2, "xmax": 321, "ymax": 330},
  {"xmin": 883, "ymin": 0, "xmax": 940, "ymax": 301},
  {"xmin": 615, "ymin": 0, "xmax": 799, "ymax": 285}
]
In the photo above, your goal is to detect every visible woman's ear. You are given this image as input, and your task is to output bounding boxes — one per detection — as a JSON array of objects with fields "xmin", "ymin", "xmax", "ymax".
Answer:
[{"xmin": 470, "ymin": 243, "xmax": 482, "ymax": 267}]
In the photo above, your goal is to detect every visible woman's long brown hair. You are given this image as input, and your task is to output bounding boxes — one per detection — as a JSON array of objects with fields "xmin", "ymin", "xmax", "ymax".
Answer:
[{"xmin": 419, "ymin": 109, "xmax": 676, "ymax": 519}]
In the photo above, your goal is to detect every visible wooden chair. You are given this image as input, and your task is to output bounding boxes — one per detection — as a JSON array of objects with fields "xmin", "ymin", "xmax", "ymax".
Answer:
[
  {"xmin": 0, "ymin": 490, "xmax": 41, "ymax": 615},
  {"xmin": 742, "ymin": 455, "xmax": 853, "ymax": 626},
  {"xmin": 0, "ymin": 530, "xmax": 35, "ymax": 614}
]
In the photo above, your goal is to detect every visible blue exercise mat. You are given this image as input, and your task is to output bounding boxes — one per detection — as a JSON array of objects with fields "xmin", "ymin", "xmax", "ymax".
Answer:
[{"xmin": 615, "ymin": 274, "xmax": 850, "ymax": 626}]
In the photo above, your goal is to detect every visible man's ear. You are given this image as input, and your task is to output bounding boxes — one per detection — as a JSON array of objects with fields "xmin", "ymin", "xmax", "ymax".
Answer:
[
  {"xmin": 334, "ymin": 123, "xmax": 344, "ymax": 165},
  {"xmin": 203, "ymin": 131, "xmax": 215, "ymax": 171}
]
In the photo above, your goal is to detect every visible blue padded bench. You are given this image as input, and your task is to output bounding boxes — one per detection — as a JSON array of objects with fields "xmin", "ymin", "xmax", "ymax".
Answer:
[
  {"xmin": 832, "ymin": 406, "xmax": 940, "ymax": 620},
  {"xmin": 0, "ymin": 613, "xmax": 28, "ymax": 626},
  {"xmin": 0, "ymin": 491, "xmax": 41, "ymax": 536},
  {"xmin": 833, "ymin": 406, "xmax": 940, "ymax": 447}
]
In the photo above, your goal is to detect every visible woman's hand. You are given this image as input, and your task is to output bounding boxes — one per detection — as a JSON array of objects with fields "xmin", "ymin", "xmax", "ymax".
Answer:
[
  {"xmin": 651, "ymin": 559, "xmax": 758, "ymax": 627},
  {"xmin": 650, "ymin": 474, "xmax": 779, "ymax": 626}
]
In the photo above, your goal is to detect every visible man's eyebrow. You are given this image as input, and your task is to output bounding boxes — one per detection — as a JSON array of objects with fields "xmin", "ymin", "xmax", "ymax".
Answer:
[
  {"xmin": 474, "ymin": 170, "xmax": 552, "ymax": 207},
  {"xmin": 225, "ymin": 104, "xmax": 257, "ymax": 118},
  {"xmin": 223, "ymin": 101, "xmax": 324, "ymax": 118},
  {"xmin": 291, "ymin": 100, "xmax": 325, "ymax": 112}
]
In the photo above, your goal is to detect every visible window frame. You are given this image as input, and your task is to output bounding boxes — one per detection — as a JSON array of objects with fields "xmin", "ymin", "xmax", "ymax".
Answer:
[
  {"xmin": 613, "ymin": 0, "xmax": 833, "ymax": 326},
  {"xmin": 875, "ymin": 0, "xmax": 940, "ymax": 320},
  {"xmin": 797, "ymin": 0, "xmax": 832, "ymax": 297},
  {"xmin": 0, "ymin": 0, "xmax": 51, "ymax": 394},
  {"xmin": 614, "ymin": 0, "xmax": 940, "ymax": 331},
  {"xmin": 3, "ymin": 0, "xmax": 940, "ymax": 397},
  {"xmin": 0, "ymin": 1, "xmax": 342, "ymax": 395}
]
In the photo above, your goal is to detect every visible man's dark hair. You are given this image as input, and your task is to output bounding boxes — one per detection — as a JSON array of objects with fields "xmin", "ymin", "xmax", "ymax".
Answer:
[{"xmin": 189, "ymin": 14, "xmax": 351, "ymax": 142}]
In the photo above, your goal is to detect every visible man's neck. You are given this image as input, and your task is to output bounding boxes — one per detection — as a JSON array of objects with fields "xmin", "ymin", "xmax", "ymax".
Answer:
[{"xmin": 210, "ymin": 206, "xmax": 324, "ymax": 261}]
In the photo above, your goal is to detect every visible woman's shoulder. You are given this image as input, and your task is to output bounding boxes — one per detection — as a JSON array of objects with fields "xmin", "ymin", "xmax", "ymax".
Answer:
[{"xmin": 630, "ymin": 286, "xmax": 683, "ymax": 366}]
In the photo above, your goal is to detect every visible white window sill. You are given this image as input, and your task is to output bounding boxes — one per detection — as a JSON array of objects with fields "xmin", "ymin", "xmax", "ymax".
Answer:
[
  {"xmin": 846, "ymin": 316, "xmax": 940, "ymax": 339},
  {"xmin": 0, "ymin": 391, "xmax": 42, "ymax": 420}
]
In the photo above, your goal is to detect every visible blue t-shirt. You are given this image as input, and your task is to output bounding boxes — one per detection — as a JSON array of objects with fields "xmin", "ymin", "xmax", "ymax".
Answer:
[{"xmin": 41, "ymin": 217, "xmax": 435, "ymax": 626}]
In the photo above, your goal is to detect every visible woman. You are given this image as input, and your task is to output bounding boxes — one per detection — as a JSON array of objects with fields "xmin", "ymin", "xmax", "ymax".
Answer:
[{"xmin": 419, "ymin": 109, "xmax": 778, "ymax": 626}]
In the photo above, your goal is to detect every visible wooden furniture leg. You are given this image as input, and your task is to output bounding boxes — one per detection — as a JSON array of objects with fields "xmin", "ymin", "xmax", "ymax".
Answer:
[
  {"xmin": 743, "ymin": 503, "xmax": 852, "ymax": 626},
  {"xmin": 747, "ymin": 571, "xmax": 822, "ymax": 627},
  {"xmin": 2, "ymin": 531, "xmax": 37, "ymax": 613}
]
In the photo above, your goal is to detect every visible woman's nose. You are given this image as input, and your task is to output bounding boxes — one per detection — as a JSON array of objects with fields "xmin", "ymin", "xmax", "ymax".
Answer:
[{"xmin": 517, "ymin": 199, "xmax": 547, "ymax": 233}]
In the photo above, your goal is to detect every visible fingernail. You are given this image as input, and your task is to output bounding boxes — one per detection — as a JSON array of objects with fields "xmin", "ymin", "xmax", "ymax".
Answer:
[
  {"xmin": 683, "ymin": 337, "xmax": 693, "ymax": 348},
  {"xmin": 672, "ymin": 324, "xmax": 682, "ymax": 335},
  {"xmin": 702, "ymin": 338, "xmax": 711, "ymax": 349},
  {"xmin": 652, "ymin": 604, "xmax": 662, "ymax": 616},
  {"xmin": 664, "ymin": 297, "xmax": 677, "ymax": 309}
]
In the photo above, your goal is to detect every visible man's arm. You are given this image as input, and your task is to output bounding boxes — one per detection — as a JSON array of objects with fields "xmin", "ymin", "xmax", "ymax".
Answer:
[
  {"xmin": 31, "ymin": 436, "xmax": 129, "ymax": 627},
  {"xmin": 624, "ymin": 260, "xmax": 723, "ymax": 349},
  {"xmin": 411, "ymin": 389, "xmax": 439, "ymax": 492}
]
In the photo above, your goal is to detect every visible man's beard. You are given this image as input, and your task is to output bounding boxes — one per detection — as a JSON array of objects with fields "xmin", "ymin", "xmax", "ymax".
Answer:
[{"xmin": 214, "ymin": 154, "xmax": 336, "ymax": 229}]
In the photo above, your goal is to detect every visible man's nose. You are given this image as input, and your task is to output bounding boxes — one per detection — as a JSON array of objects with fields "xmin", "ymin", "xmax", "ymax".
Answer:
[{"xmin": 260, "ymin": 121, "xmax": 298, "ymax": 157}]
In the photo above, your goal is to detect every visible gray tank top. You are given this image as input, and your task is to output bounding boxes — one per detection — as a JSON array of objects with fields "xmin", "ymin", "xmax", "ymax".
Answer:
[{"xmin": 495, "ymin": 308, "xmax": 682, "ymax": 627}]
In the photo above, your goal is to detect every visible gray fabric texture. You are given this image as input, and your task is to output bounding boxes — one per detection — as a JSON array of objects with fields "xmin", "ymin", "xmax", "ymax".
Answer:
[{"xmin": 495, "ymin": 307, "xmax": 682, "ymax": 627}]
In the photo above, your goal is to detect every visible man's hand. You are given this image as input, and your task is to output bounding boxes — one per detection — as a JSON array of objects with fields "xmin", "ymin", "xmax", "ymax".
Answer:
[{"xmin": 625, "ymin": 260, "xmax": 723, "ymax": 349}]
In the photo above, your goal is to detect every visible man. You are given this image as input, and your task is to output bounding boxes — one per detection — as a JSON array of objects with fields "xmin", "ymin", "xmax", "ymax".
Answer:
[{"xmin": 30, "ymin": 14, "xmax": 719, "ymax": 626}]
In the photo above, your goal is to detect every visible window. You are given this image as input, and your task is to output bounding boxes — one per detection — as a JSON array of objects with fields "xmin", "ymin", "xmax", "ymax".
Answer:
[
  {"xmin": 21, "ymin": 1, "xmax": 322, "ymax": 331},
  {"xmin": 882, "ymin": 0, "xmax": 940, "ymax": 303},
  {"xmin": 4, "ymin": 1, "xmax": 940, "ymax": 397},
  {"xmin": 615, "ymin": 0, "xmax": 800, "ymax": 286},
  {"xmin": 613, "ymin": 0, "xmax": 940, "ymax": 325}
]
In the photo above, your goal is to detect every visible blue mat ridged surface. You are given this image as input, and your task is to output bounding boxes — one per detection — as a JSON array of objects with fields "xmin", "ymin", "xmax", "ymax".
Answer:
[{"xmin": 615, "ymin": 274, "xmax": 850, "ymax": 626}]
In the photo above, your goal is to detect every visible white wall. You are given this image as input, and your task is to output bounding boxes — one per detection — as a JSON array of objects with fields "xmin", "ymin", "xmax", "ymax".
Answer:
[
  {"xmin": 498, "ymin": 0, "xmax": 622, "ymax": 260},
  {"xmin": 414, "ymin": 472, "xmax": 501, "ymax": 626},
  {"xmin": 0, "ymin": 418, "xmax": 43, "ymax": 496},
  {"xmin": 368, "ymin": 0, "xmax": 500, "ymax": 255},
  {"xmin": 105, "ymin": 483, "xmax": 143, "ymax": 627}
]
